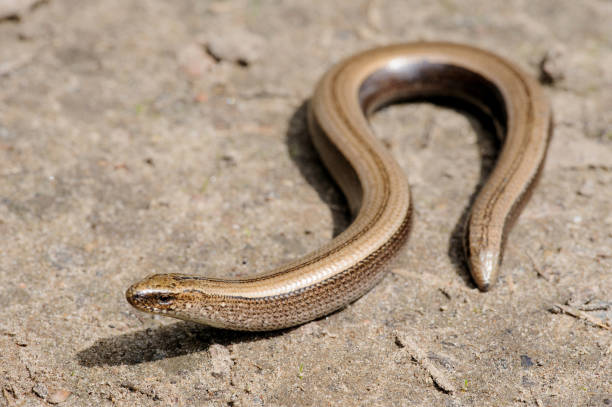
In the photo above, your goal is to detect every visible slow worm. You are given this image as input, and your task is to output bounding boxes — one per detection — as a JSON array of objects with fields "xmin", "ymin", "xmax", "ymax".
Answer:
[{"xmin": 126, "ymin": 42, "xmax": 551, "ymax": 331}]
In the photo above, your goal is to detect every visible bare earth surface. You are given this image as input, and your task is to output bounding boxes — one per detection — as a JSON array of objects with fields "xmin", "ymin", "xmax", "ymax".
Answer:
[{"xmin": 1, "ymin": 1, "xmax": 611, "ymax": 406}]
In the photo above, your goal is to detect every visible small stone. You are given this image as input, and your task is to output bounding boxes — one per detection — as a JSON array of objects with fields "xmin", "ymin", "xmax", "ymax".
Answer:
[
  {"xmin": 520, "ymin": 355, "xmax": 534, "ymax": 368},
  {"xmin": 47, "ymin": 388, "xmax": 71, "ymax": 404},
  {"xmin": 178, "ymin": 43, "xmax": 214, "ymax": 78},
  {"xmin": 32, "ymin": 383, "xmax": 48, "ymax": 399},
  {"xmin": 202, "ymin": 29, "xmax": 264, "ymax": 67},
  {"xmin": 521, "ymin": 375, "xmax": 535, "ymax": 387},
  {"xmin": 0, "ymin": 0, "xmax": 39, "ymax": 19},
  {"xmin": 577, "ymin": 179, "xmax": 595, "ymax": 197},
  {"xmin": 538, "ymin": 46, "xmax": 566, "ymax": 85}
]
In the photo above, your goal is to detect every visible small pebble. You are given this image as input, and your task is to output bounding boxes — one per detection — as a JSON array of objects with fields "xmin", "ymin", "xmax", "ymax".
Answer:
[
  {"xmin": 203, "ymin": 29, "xmax": 264, "ymax": 66},
  {"xmin": 48, "ymin": 388, "xmax": 71, "ymax": 404},
  {"xmin": 177, "ymin": 43, "xmax": 214, "ymax": 78},
  {"xmin": 538, "ymin": 46, "xmax": 566, "ymax": 85},
  {"xmin": 577, "ymin": 179, "xmax": 595, "ymax": 197},
  {"xmin": 32, "ymin": 383, "xmax": 48, "ymax": 399},
  {"xmin": 520, "ymin": 354, "xmax": 534, "ymax": 368}
]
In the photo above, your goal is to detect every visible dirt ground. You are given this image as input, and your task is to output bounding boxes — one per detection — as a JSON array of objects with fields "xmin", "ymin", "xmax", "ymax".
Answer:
[{"xmin": 1, "ymin": 0, "xmax": 611, "ymax": 406}]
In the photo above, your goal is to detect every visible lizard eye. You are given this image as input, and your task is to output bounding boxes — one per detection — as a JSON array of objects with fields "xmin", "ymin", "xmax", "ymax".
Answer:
[{"xmin": 157, "ymin": 294, "xmax": 174, "ymax": 305}]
